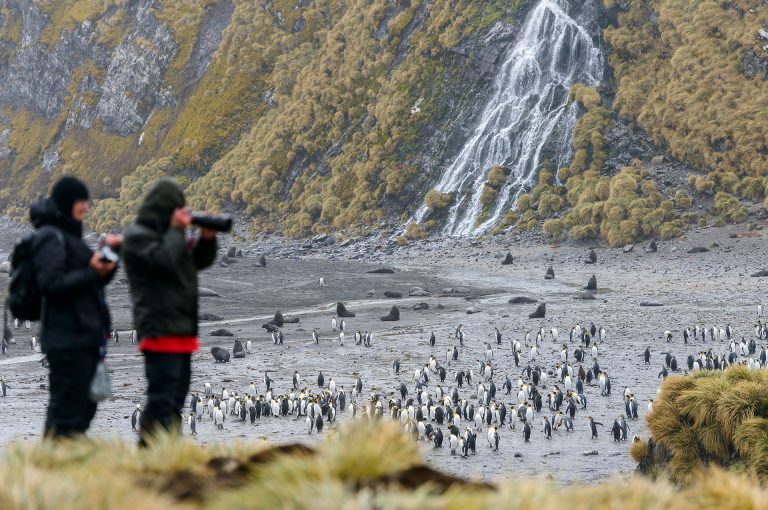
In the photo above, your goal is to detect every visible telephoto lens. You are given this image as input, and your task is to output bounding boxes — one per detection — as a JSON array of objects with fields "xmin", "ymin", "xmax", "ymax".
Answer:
[{"xmin": 190, "ymin": 213, "xmax": 233, "ymax": 232}]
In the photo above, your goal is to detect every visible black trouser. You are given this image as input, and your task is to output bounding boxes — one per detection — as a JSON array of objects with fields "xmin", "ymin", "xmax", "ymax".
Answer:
[
  {"xmin": 45, "ymin": 347, "xmax": 99, "ymax": 438},
  {"xmin": 140, "ymin": 352, "xmax": 191, "ymax": 445}
]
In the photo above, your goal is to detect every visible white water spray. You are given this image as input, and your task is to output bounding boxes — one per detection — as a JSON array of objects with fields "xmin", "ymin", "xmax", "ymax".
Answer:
[{"xmin": 412, "ymin": 0, "xmax": 603, "ymax": 235}]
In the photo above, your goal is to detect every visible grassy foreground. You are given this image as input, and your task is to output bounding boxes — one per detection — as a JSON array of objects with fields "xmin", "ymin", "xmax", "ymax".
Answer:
[
  {"xmin": 633, "ymin": 366, "xmax": 768, "ymax": 485},
  {"xmin": 1, "ymin": 420, "xmax": 767, "ymax": 509}
]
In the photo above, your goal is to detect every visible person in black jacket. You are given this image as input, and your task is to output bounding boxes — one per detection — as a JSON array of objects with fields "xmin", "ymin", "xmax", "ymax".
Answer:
[
  {"xmin": 32, "ymin": 176, "xmax": 119, "ymax": 438},
  {"xmin": 122, "ymin": 178, "xmax": 217, "ymax": 446}
]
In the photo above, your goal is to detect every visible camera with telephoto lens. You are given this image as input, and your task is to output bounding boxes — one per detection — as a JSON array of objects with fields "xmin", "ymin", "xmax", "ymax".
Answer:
[
  {"xmin": 190, "ymin": 212, "xmax": 233, "ymax": 233},
  {"xmin": 99, "ymin": 245, "xmax": 120, "ymax": 264}
]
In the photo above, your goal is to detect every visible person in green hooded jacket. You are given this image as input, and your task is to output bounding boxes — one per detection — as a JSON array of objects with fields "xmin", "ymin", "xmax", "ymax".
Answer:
[{"xmin": 122, "ymin": 178, "xmax": 217, "ymax": 446}]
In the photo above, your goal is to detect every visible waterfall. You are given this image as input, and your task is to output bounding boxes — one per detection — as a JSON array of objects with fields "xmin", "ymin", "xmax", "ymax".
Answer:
[{"xmin": 413, "ymin": 0, "xmax": 603, "ymax": 236}]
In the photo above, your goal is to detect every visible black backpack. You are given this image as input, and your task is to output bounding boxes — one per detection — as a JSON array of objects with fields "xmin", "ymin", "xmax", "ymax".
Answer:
[{"xmin": 7, "ymin": 228, "xmax": 64, "ymax": 322}]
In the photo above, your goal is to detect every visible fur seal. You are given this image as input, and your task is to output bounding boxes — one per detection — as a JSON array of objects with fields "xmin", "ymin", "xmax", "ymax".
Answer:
[
  {"xmin": 528, "ymin": 303, "xmax": 546, "ymax": 319},
  {"xmin": 232, "ymin": 339, "xmax": 245, "ymax": 358},
  {"xmin": 585, "ymin": 274, "xmax": 597, "ymax": 291},
  {"xmin": 545, "ymin": 267, "xmax": 555, "ymax": 279},
  {"xmin": 509, "ymin": 296, "xmax": 537, "ymax": 304},
  {"xmin": 337, "ymin": 302, "xmax": 356, "ymax": 318},
  {"xmin": 501, "ymin": 252, "xmax": 514, "ymax": 265},
  {"xmin": 211, "ymin": 347, "xmax": 231, "ymax": 363},
  {"xmin": 381, "ymin": 305, "xmax": 400, "ymax": 321}
]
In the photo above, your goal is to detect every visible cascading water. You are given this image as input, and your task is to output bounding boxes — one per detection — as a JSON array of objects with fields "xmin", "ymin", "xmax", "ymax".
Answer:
[{"xmin": 412, "ymin": 0, "xmax": 603, "ymax": 236}]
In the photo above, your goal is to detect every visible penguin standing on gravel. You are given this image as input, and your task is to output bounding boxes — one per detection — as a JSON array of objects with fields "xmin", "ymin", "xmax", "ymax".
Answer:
[
  {"xmin": 293, "ymin": 370, "xmax": 301, "ymax": 390},
  {"xmin": 430, "ymin": 332, "xmax": 436, "ymax": 347},
  {"xmin": 392, "ymin": 359, "xmax": 400, "ymax": 374},
  {"xmin": 189, "ymin": 413, "xmax": 196, "ymax": 435},
  {"xmin": 588, "ymin": 416, "xmax": 603, "ymax": 439},
  {"xmin": 131, "ymin": 404, "xmax": 141, "ymax": 431}
]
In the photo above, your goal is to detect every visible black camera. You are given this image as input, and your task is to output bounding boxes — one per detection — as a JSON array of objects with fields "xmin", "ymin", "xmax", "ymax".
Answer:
[
  {"xmin": 99, "ymin": 245, "xmax": 120, "ymax": 264},
  {"xmin": 191, "ymin": 213, "xmax": 233, "ymax": 233}
]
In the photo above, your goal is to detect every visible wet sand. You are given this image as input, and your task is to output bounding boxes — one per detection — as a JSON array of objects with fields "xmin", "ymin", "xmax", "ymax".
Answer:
[{"xmin": 0, "ymin": 219, "xmax": 766, "ymax": 484}]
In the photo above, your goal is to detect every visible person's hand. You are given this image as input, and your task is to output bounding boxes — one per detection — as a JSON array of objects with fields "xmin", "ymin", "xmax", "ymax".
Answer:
[
  {"xmin": 200, "ymin": 227, "xmax": 216, "ymax": 241},
  {"xmin": 90, "ymin": 252, "xmax": 116, "ymax": 278},
  {"xmin": 104, "ymin": 234, "xmax": 123, "ymax": 249},
  {"xmin": 170, "ymin": 208, "xmax": 192, "ymax": 230}
]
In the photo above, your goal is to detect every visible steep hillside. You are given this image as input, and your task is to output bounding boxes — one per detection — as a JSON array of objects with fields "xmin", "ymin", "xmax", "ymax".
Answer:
[
  {"xmin": 0, "ymin": 0, "xmax": 530, "ymax": 235},
  {"xmin": 448, "ymin": 0, "xmax": 768, "ymax": 247},
  {"xmin": 1, "ymin": 0, "xmax": 767, "ymax": 243},
  {"xmin": 603, "ymin": 0, "xmax": 768, "ymax": 223}
]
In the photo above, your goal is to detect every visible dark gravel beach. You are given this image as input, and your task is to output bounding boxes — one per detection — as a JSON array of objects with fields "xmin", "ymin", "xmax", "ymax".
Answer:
[{"xmin": 1, "ymin": 219, "xmax": 766, "ymax": 484}]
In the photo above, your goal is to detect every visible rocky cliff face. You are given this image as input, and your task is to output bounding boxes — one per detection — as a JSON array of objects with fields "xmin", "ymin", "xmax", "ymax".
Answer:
[
  {"xmin": 0, "ymin": 0, "xmax": 537, "ymax": 235},
  {"xmin": 3, "ymin": 0, "xmax": 764, "ymax": 242},
  {"xmin": 0, "ymin": 0, "xmax": 231, "ymax": 198}
]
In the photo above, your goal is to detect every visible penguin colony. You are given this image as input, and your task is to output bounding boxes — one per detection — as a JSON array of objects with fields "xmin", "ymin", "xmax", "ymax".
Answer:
[{"xmin": 129, "ymin": 302, "xmax": 768, "ymax": 463}]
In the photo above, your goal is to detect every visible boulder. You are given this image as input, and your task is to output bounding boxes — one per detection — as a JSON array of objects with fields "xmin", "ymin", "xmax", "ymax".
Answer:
[
  {"xmin": 501, "ymin": 252, "xmax": 514, "ymax": 265},
  {"xmin": 232, "ymin": 339, "xmax": 245, "ymax": 358},
  {"xmin": 687, "ymin": 246, "xmax": 709, "ymax": 253},
  {"xmin": 466, "ymin": 306, "xmax": 481, "ymax": 314},
  {"xmin": 367, "ymin": 268, "xmax": 395, "ymax": 274},
  {"xmin": 199, "ymin": 287, "xmax": 220, "ymax": 297},
  {"xmin": 380, "ymin": 305, "xmax": 400, "ymax": 321},
  {"xmin": 211, "ymin": 347, "xmax": 231, "ymax": 363},
  {"xmin": 585, "ymin": 275, "xmax": 597, "ymax": 291},
  {"xmin": 640, "ymin": 301, "xmax": 664, "ymax": 307},
  {"xmin": 0, "ymin": 261, "xmax": 10, "ymax": 274},
  {"xmin": 528, "ymin": 303, "xmax": 546, "ymax": 319},
  {"xmin": 575, "ymin": 292, "xmax": 597, "ymax": 300},
  {"xmin": 585, "ymin": 249, "xmax": 597, "ymax": 264},
  {"xmin": 210, "ymin": 328, "xmax": 234, "ymax": 337},
  {"xmin": 283, "ymin": 316, "xmax": 300, "ymax": 324},
  {"xmin": 219, "ymin": 258, "xmax": 229, "ymax": 267},
  {"xmin": 623, "ymin": 244, "xmax": 634, "ymax": 253},
  {"xmin": 337, "ymin": 302, "xmax": 356, "ymax": 318},
  {"xmin": 413, "ymin": 302, "xmax": 429, "ymax": 311},
  {"xmin": 199, "ymin": 312, "xmax": 223, "ymax": 321},
  {"xmin": 384, "ymin": 291, "xmax": 403, "ymax": 298},
  {"xmin": 545, "ymin": 267, "xmax": 555, "ymax": 280},
  {"xmin": 509, "ymin": 296, "xmax": 537, "ymax": 304}
]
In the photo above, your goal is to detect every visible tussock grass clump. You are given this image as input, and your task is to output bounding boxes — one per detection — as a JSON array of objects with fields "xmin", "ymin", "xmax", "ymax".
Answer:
[
  {"xmin": 639, "ymin": 368, "xmax": 768, "ymax": 484},
  {"xmin": 405, "ymin": 221, "xmax": 427, "ymax": 239},
  {"xmin": 713, "ymin": 192, "xmax": 748, "ymax": 223},
  {"xmin": 424, "ymin": 190, "xmax": 453, "ymax": 212},
  {"xmin": 3, "ymin": 422, "xmax": 768, "ymax": 508}
]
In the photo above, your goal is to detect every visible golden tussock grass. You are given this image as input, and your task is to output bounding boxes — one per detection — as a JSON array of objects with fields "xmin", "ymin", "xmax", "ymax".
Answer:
[
  {"xmin": 1, "ymin": 420, "xmax": 768, "ymax": 509},
  {"xmin": 642, "ymin": 367, "xmax": 768, "ymax": 484}
]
